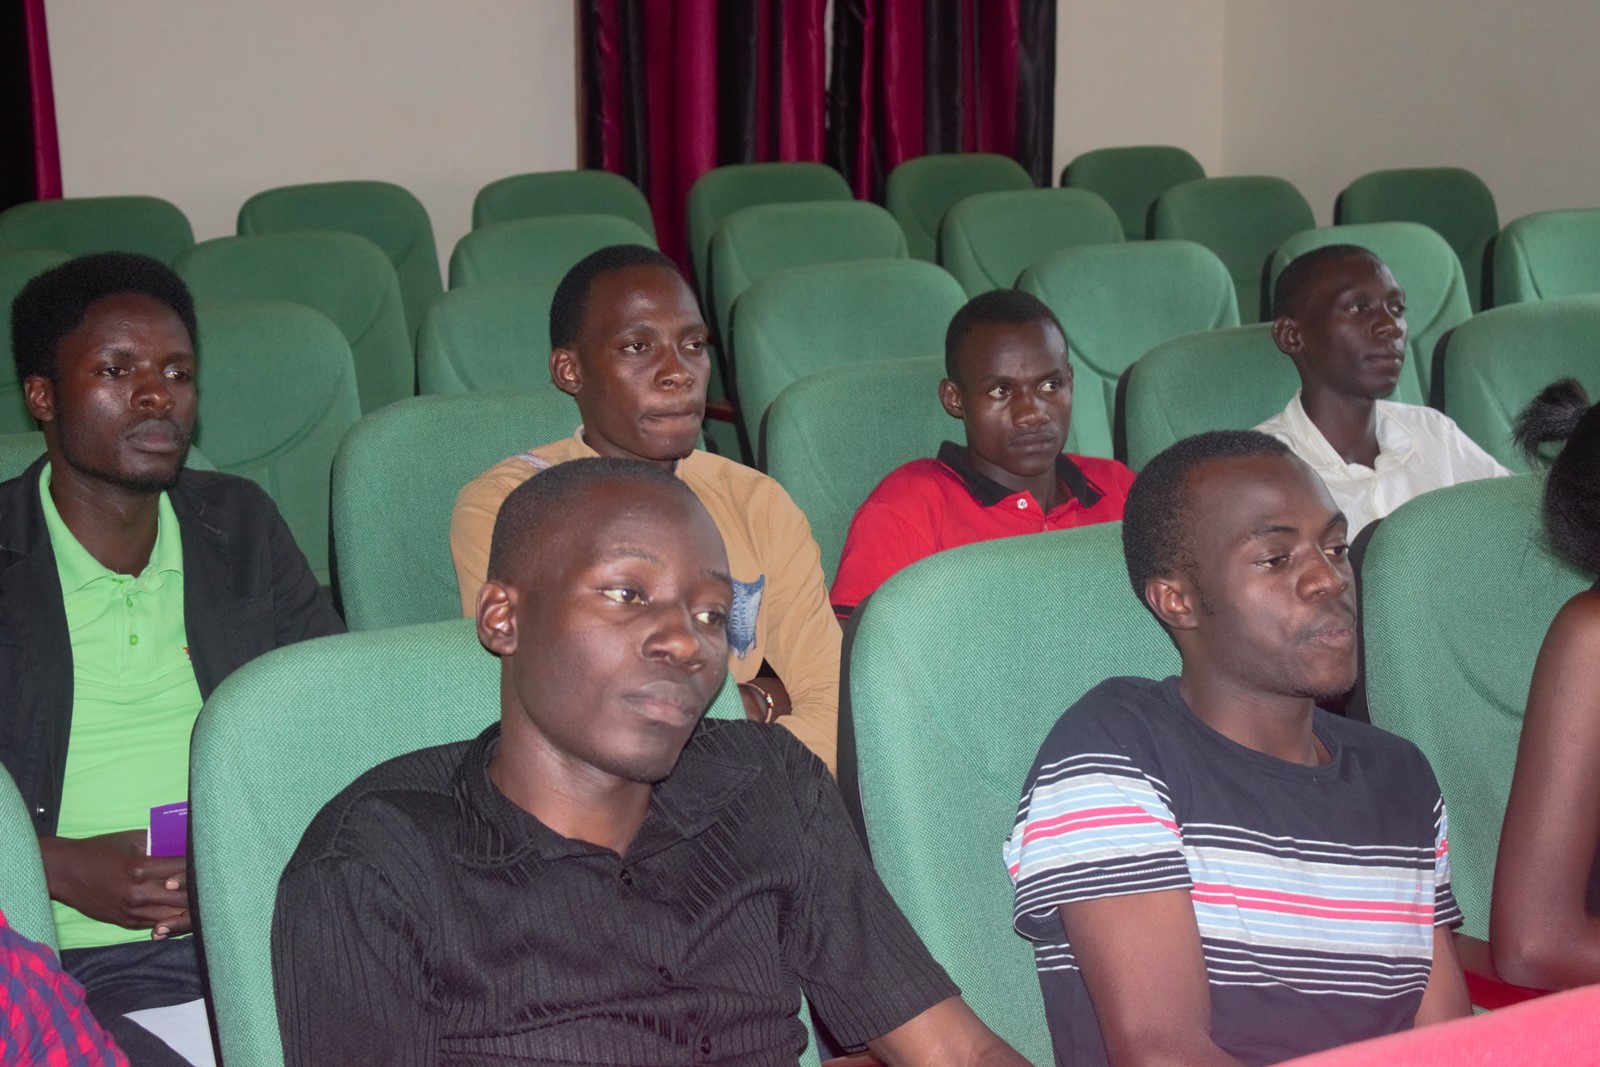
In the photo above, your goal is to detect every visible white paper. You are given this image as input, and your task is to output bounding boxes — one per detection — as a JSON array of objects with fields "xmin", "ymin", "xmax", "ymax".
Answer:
[{"xmin": 123, "ymin": 998, "xmax": 216, "ymax": 1067}]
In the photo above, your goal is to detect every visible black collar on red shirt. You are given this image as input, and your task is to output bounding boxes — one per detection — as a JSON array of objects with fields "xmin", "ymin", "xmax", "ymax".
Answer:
[{"xmin": 935, "ymin": 440, "xmax": 1103, "ymax": 509}]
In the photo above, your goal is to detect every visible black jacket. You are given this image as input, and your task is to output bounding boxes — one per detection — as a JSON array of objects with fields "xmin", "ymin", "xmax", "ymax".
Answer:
[{"xmin": 0, "ymin": 455, "xmax": 344, "ymax": 835}]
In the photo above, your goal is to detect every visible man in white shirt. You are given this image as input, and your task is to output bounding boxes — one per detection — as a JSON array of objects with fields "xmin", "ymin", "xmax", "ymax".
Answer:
[{"xmin": 1256, "ymin": 244, "xmax": 1509, "ymax": 534}]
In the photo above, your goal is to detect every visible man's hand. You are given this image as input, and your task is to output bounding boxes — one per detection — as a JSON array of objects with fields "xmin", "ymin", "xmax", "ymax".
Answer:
[
  {"xmin": 40, "ymin": 830, "xmax": 191, "ymax": 938},
  {"xmin": 739, "ymin": 675, "xmax": 792, "ymax": 723}
]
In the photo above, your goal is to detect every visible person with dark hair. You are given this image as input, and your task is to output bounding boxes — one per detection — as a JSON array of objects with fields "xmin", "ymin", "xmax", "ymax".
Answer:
[
  {"xmin": 1007, "ymin": 430, "xmax": 1470, "ymax": 1066},
  {"xmin": 830, "ymin": 289, "xmax": 1133, "ymax": 616},
  {"xmin": 1490, "ymin": 379, "xmax": 1600, "ymax": 990},
  {"xmin": 1256, "ymin": 245, "xmax": 1508, "ymax": 534},
  {"xmin": 277, "ymin": 457, "xmax": 1029, "ymax": 1067},
  {"xmin": 1, "ymin": 252, "xmax": 343, "ymax": 1063},
  {"xmin": 450, "ymin": 244, "xmax": 842, "ymax": 773}
]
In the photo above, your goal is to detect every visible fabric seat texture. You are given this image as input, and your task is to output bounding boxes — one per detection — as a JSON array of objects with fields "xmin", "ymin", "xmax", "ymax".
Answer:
[
  {"xmin": 448, "ymin": 214, "xmax": 655, "ymax": 289},
  {"xmin": 939, "ymin": 187, "xmax": 1123, "ymax": 296},
  {"xmin": 884, "ymin": 152, "xmax": 1035, "ymax": 261},
  {"xmin": 0, "ymin": 767, "xmax": 55, "ymax": 951},
  {"xmin": 1337, "ymin": 167, "xmax": 1499, "ymax": 312},
  {"xmin": 1492, "ymin": 208, "xmax": 1600, "ymax": 307},
  {"xmin": 1017, "ymin": 240, "xmax": 1239, "ymax": 459},
  {"xmin": 415, "ymin": 281, "xmax": 559, "ymax": 395},
  {"xmin": 686, "ymin": 162, "xmax": 852, "ymax": 296},
  {"xmin": 1059, "ymin": 145, "xmax": 1205, "ymax": 241},
  {"xmin": 177, "ymin": 232, "xmax": 413, "ymax": 414},
  {"xmin": 472, "ymin": 169, "xmax": 657, "ymax": 239},
  {"xmin": 0, "ymin": 196, "xmax": 195, "ymax": 264}
]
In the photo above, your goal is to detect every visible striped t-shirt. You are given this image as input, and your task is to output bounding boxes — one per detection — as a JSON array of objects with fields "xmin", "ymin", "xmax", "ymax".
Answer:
[{"xmin": 1005, "ymin": 677, "xmax": 1462, "ymax": 1067}]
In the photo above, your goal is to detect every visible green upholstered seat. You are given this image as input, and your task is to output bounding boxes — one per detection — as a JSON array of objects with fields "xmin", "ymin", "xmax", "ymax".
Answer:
[
  {"xmin": 177, "ymin": 233, "xmax": 413, "ymax": 415},
  {"xmin": 330, "ymin": 389, "xmax": 579, "ymax": 631},
  {"xmin": 849, "ymin": 522, "xmax": 1180, "ymax": 1063},
  {"xmin": 1492, "ymin": 209, "xmax": 1600, "ymax": 308},
  {"xmin": 0, "ymin": 432, "xmax": 214, "ymax": 484},
  {"xmin": 1362, "ymin": 475, "xmax": 1590, "ymax": 939},
  {"xmin": 686, "ymin": 162, "xmax": 852, "ymax": 297},
  {"xmin": 1435, "ymin": 295, "xmax": 1600, "ymax": 471},
  {"xmin": 0, "ymin": 196, "xmax": 195, "ymax": 264},
  {"xmin": 472, "ymin": 169, "xmax": 657, "ymax": 240},
  {"xmin": 939, "ymin": 187, "xmax": 1123, "ymax": 296},
  {"xmin": 238, "ymin": 180, "xmax": 443, "ymax": 337},
  {"xmin": 884, "ymin": 152, "xmax": 1035, "ymax": 262},
  {"xmin": 1271, "ymin": 222, "xmax": 1472, "ymax": 406},
  {"xmin": 192, "ymin": 300, "xmax": 362, "ymax": 585},
  {"xmin": 0, "ymin": 248, "xmax": 68, "ymax": 435},
  {"xmin": 1337, "ymin": 167, "xmax": 1499, "ymax": 312},
  {"xmin": 731, "ymin": 259, "xmax": 965, "ymax": 460},
  {"xmin": 1118, "ymin": 324, "xmax": 1298, "ymax": 471},
  {"xmin": 448, "ymin": 215, "xmax": 655, "ymax": 290},
  {"xmin": 1152, "ymin": 175, "xmax": 1315, "ymax": 323},
  {"xmin": 1060, "ymin": 145, "xmax": 1205, "ymax": 241},
  {"xmin": 416, "ymin": 281, "xmax": 558, "ymax": 395},
  {"xmin": 1018, "ymin": 240, "xmax": 1239, "ymax": 460},
  {"xmin": 189, "ymin": 619, "xmax": 754, "ymax": 1067},
  {"xmin": 0, "ymin": 767, "xmax": 56, "ymax": 952}
]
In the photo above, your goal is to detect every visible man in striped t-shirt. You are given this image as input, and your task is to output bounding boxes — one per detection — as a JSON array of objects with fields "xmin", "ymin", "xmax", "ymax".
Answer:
[{"xmin": 1006, "ymin": 430, "xmax": 1470, "ymax": 1066}]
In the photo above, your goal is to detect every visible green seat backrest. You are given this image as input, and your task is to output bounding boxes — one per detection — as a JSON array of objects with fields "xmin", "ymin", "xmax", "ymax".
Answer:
[
  {"xmin": 0, "ymin": 432, "xmax": 214, "ymax": 484},
  {"xmin": 1362, "ymin": 475, "xmax": 1589, "ymax": 939},
  {"xmin": 939, "ymin": 187, "xmax": 1123, "ymax": 296},
  {"xmin": 1120, "ymin": 324, "xmax": 1298, "ymax": 470},
  {"xmin": 177, "ymin": 233, "xmax": 413, "ymax": 415},
  {"xmin": 416, "ymin": 281, "xmax": 558, "ymax": 395},
  {"xmin": 1153, "ymin": 176, "xmax": 1315, "ymax": 323},
  {"xmin": 733, "ymin": 260, "xmax": 965, "ymax": 456},
  {"xmin": 238, "ymin": 180, "xmax": 443, "ymax": 338},
  {"xmin": 1060, "ymin": 145, "xmax": 1205, "ymax": 241},
  {"xmin": 189, "ymin": 618, "xmax": 747, "ymax": 1067},
  {"xmin": 1337, "ymin": 167, "xmax": 1499, "ymax": 312},
  {"xmin": 709, "ymin": 200, "xmax": 908, "ymax": 365},
  {"xmin": 331, "ymin": 389, "xmax": 579, "ymax": 631},
  {"xmin": 0, "ymin": 767, "xmax": 55, "ymax": 952},
  {"xmin": 1271, "ymin": 222, "xmax": 1472, "ymax": 406},
  {"xmin": 473, "ymin": 169, "xmax": 657, "ymax": 239},
  {"xmin": 885, "ymin": 153, "xmax": 1035, "ymax": 261},
  {"xmin": 193, "ymin": 301, "xmax": 362, "ymax": 585},
  {"xmin": 1493, "ymin": 209, "xmax": 1600, "ymax": 308},
  {"xmin": 1018, "ymin": 240, "xmax": 1239, "ymax": 459},
  {"xmin": 1436, "ymin": 295, "xmax": 1600, "ymax": 471},
  {"xmin": 448, "ymin": 215, "xmax": 654, "ymax": 289},
  {"xmin": 0, "ymin": 248, "xmax": 69, "ymax": 435},
  {"xmin": 687, "ymin": 162, "xmax": 852, "ymax": 296},
  {"xmin": 850, "ymin": 522, "xmax": 1180, "ymax": 1063},
  {"xmin": 0, "ymin": 196, "xmax": 195, "ymax": 264}
]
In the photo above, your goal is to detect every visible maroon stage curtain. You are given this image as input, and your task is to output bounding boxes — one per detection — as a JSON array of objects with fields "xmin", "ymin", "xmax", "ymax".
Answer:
[
  {"xmin": 1, "ymin": 0, "xmax": 62, "ymax": 209},
  {"xmin": 579, "ymin": 0, "xmax": 828, "ymax": 273}
]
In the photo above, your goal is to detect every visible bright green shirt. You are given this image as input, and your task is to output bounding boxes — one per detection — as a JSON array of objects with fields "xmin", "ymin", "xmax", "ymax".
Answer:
[{"xmin": 40, "ymin": 465, "xmax": 202, "ymax": 950}]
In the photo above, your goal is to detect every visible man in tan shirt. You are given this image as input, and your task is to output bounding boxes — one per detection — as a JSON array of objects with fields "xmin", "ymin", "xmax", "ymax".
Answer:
[{"xmin": 451, "ymin": 244, "xmax": 839, "ymax": 773}]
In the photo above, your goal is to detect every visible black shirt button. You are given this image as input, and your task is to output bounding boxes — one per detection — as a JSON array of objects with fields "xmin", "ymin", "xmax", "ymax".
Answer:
[
  {"xmin": 658, "ymin": 966, "xmax": 672, "ymax": 981},
  {"xmin": 699, "ymin": 1035, "xmax": 712, "ymax": 1055},
  {"xmin": 618, "ymin": 868, "xmax": 632, "ymax": 886}
]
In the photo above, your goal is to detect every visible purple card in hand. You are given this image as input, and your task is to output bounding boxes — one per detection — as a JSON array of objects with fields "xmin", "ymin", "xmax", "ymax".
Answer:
[{"xmin": 148, "ymin": 802, "xmax": 188, "ymax": 858}]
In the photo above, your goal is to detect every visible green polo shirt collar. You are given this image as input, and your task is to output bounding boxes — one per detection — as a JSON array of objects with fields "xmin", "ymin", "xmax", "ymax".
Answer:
[{"xmin": 39, "ymin": 463, "xmax": 184, "ymax": 590}]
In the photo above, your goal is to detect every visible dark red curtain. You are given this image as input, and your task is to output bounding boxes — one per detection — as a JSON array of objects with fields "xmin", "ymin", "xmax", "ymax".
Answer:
[
  {"xmin": 827, "ymin": 0, "xmax": 1057, "ymax": 200},
  {"xmin": 579, "ymin": 0, "xmax": 828, "ymax": 273},
  {"xmin": 0, "ymin": 0, "xmax": 61, "ymax": 211}
]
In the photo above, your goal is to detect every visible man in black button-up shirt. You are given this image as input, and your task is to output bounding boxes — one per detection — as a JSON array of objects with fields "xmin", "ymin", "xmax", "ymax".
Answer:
[{"xmin": 272, "ymin": 458, "xmax": 1028, "ymax": 1066}]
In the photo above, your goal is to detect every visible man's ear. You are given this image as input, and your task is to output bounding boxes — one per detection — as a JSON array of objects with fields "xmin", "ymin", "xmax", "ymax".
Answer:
[
  {"xmin": 1271, "ymin": 315, "xmax": 1303, "ymax": 358},
  {"xmin": 23, "ymin": 375, "xmax": 55, "ymax": 424},
  {"xmin": 476, "ymin": 580, "xmax": 519, "ymax": 656},
  {"xmin": 938, "ymin": 378, "xmax": 964, "ymax": 420},
  {"xmin": 1145, "ymin": 574, "xmax": 1200, "ymax": 633},
  {"xmin": 550, "ymin": 347, "xmax": 582, "ymax": 398}
]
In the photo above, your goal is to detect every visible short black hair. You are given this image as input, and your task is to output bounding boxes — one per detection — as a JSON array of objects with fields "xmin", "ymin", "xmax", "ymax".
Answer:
[
  {"xmin": 1271, "ymin": 244, "xmax": 1382, "ymax": 319},
  {"xmin": 11, "ymin": 252, "xmax": 198, "ymax": 384},
  {"xmin": 943, "ymin": 289, "xmax": 1066, "ymax": 381},
  {"xmin": 1514, "ymin": 378, "xmax": 1600, "ymax": 576},
  {"xmin": 486, "ymin": 456, "xmax": 699, "ymax": 584},
  {"xmin": 549, "ymin": 244, "xmax": 681, "ymax": 350},
  {"xmin": 1122, "ymin": 430, "xmax": 1293, "ymax": 618}
]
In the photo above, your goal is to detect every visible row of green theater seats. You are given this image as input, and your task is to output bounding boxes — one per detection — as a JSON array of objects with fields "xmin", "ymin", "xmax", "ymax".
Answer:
[{"xmin": 0, "ymin": 468, "xmax": 1567, "ymax": 1066}]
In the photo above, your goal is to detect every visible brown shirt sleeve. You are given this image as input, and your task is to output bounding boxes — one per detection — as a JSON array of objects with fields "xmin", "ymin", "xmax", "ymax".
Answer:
[{"xmin": 450, "ymin": 456, "xmax": 541, "ymax": 616}]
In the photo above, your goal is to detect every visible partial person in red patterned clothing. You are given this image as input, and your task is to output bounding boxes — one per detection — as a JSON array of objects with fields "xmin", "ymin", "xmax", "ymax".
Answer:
[
  {"xmin": 1, "ymin": 908, "xmax": 127, "ymax": 1066},
  {"xmin": 831, "ymin": 290, "xmax": 1134, "ymax": 618}
]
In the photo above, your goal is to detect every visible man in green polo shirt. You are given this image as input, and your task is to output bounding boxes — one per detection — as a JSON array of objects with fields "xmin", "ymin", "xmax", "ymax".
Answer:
[{"xmin": 1, "ymin": 253, "xmax": 344, "ymax": 1064}]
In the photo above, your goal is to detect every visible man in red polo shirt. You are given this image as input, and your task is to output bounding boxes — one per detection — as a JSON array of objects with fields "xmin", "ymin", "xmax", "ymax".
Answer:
[{"xmin": 831, "ymin": 290, "xmax": 1134, "ymax": 617}]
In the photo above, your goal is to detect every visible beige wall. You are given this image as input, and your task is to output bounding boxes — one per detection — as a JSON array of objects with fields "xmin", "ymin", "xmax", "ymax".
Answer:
[
  {"xmin": 1223, "ymin": 2, "xmax": 1600, "ymax": 226},
  {"xmin": 45, "ymin": 0, "xmax": 578, "ymax": 262},
  {"xmin": 1054, "ymin": 1, "xmax": 1226, "ymax": 177}
]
